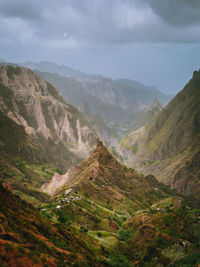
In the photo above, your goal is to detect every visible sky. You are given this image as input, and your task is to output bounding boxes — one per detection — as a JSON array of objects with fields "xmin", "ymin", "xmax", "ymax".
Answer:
[{"xmin": 0, "ymin": 0, "xmax": 200, "ymax": 94}]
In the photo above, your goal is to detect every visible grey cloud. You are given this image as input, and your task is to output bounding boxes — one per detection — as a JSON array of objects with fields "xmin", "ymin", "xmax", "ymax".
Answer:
[
  {"xmin": 0, "ymin": 0, "xmax": 199, "ymax": 96},
  {"xmin": 0, "ymin": 0, "xmax": 200, "ymax": 46},
  {"xmin": 0, "ymin": 0, "xmax": 43, "ymax": 20},
  {"xmin": 147, "ymin": 0, "xmax": 200, "ymax": 27}
]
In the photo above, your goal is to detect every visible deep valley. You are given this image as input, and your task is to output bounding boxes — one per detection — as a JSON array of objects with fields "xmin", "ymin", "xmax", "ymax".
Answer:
[{"xmin": 0, "ymin": 63, "xmax": 200, "ymax": 267}]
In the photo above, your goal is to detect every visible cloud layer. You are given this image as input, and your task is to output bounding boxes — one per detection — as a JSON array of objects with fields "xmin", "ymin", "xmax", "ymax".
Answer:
[
  {"xmin": 0, "ymin": 0, "xmax": 200, "ymax": 95},
  {"xmin": 1, "ymin": 0, "xmax": 200, "ymax": 49}
]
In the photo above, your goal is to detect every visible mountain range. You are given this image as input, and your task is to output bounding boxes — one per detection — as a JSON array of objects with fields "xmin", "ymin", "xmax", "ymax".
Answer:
[
  {"xmin": 42, "ymin": 140, "xmax": 170, "ymax": 209},
  {"xmin": 0, "ymin": 64, "xmax": 99, "ymax": 203},
  {"xmin": 0, "ymin": 63, "xmax": 200, "ymax": 266},
  {"xmin": 117, "ymin": 70, "xmax": 200, "ymax": 206},
  {"xmin": 21, "ymin": 61, "xmax": 172, "ymax": 123}
]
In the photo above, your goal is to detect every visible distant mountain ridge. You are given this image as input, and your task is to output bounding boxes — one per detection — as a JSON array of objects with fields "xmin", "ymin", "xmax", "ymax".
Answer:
[
  {"xmin": 20, "ymin": 61, "xmax": 172, "ymax": 123},
  {"xmin": 23, "ymin": 61, "xmax": 100, "ymax": 79},
  {"xmin": 120, "ymin": 99, "xmax": 163, "ymax": 134}
]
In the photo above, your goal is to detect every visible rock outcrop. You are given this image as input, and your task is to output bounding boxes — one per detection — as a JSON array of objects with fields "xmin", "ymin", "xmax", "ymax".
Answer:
[{"xmin": 0, "ymin": 65, "xmax": 98, "ymax": 166}]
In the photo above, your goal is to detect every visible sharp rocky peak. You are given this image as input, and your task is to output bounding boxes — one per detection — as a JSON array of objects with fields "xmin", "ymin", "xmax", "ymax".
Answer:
[{"xmin": 89, "ymin": 139, "xmax": 114, "ymax": 164}]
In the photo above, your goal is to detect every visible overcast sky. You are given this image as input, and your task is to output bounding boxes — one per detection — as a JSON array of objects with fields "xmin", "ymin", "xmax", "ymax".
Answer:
[{"xmin": 0, "ymin": 0, "xmax": 200, "ymax": 94}]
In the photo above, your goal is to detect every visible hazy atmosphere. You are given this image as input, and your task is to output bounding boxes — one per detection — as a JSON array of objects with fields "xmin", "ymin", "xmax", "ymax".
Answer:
[
  {"xmin": 1, "ymin": 0, "xmax": 200, "ymax": 93},
  {"xmin": 1, "ymin": 1, "xmax": 200, "ymax": 266}
]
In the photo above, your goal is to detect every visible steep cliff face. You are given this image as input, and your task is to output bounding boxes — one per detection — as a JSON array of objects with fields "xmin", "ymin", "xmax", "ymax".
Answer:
[
  {"xmin": 0, "ymin": 65, "xmax": 98, "ymax": 160},
  {"xmin": 0, "ymin": 65, "xmax": 99, "ymax": 203},
  {"xmin": 117, "ymin": 70, "xmax": 200, "ymax": 205}
]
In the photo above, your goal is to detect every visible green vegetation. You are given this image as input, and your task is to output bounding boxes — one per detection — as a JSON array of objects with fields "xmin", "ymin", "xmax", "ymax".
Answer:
[
  {"xmin": 0, "ymin": 184, "xmax": 97, "ymax": 266},
  {"xmin": 6, "ymin": 65, "xmax": 22, "ymax": 79},
  {"xmin": 0, "ymin": 64, "xmax": 200, "ymax": 266},
  {"xmin": 0, "ymin": 158, "xmax": 58, "ymax": 204},
  {"xmin": 118, "ymin": 70, "xmax": 200, "ymax": 208}
]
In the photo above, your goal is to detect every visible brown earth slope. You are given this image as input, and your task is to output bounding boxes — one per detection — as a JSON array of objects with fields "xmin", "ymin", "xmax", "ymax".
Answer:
[
  {"xmin": 42, "ymin": 140, "xmax": 172, "ymax": 212},
  {"xmin": 0, "ymin": 184, "xmax": 97, "ymax": 266}
]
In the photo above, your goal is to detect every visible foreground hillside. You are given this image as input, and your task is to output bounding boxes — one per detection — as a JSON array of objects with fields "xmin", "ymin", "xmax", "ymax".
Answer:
[
  {"xmin": 0, "ymin": 135, "xmax": 200, "ymax": 266},
  {"xmin": 117, "ymin": 70, "xmax": 200, "ymax": 206},
  {"xmin": 40, "ymin": 142, "xmax": 200, "ymax": 266},
  {"xmin": 0, "ymin": 184, "xmax": 97, "ymax": 266},
  {"xmin": 1, "ymin": 183, "xmax": 200, "ymax": 267}
]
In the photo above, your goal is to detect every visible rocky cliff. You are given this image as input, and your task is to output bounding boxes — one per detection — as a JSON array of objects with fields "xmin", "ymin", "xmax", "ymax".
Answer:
[
  {"xmin": 117, "ymin": 70, "xmax": 200, "ymax": 206},
  {"xmin": 0, "ymin": 64, "xmax": 99, "ymax": 202},
  {"xmin": 0, "ymin": 65, "xmax": 98, "ymax": 162}
]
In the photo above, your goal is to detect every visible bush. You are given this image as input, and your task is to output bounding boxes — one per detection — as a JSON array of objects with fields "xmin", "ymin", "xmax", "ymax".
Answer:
[
  {"xmin": 192, "ymin": 224, "xmax": 200, "ymax": 244},
  {"xmin": 172, "ymin": 252, "xmax": 200, "ymax": 266},
  {"xmin": 142, "ymin": 244, "xmax": 157, "ymax": 262},
  {"xmin": 97, "ymin": 232, "xmax": 102, "ymax": 238},
  {"xmin": 161, "ymin": 245, "xmax": 185, "ymax": 263},
  {"xmin": 80, "ymin": 226, "xmax": 88, "ymax": 233},
  {"xmin": 118, "ymin": 229, "xmax": 134, "ymax": 242},
  {"xmin": 56, "ymin": 210, "xmax": 70, "ymax": 224},
  {"xmin": 5, "ymin": 243, "xmax": 14, "ymax": 252},
  {"xmin": 18, "ymin": 245, "xmax": 25, "ymax": 254},
  {"xmin": 108, "ymin": 254, "xmax": 131, "ymax": 267}
]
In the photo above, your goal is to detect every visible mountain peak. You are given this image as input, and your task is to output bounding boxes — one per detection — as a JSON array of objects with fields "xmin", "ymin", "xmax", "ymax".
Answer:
[
  {"xmin": 152, "ymin": 99, "xmax": 162, "ymax": 108},
  {"xmin": 95, "ymin": 139, "xmax": 109, "ymax": 154},
  {"xmin": 42, "ymin": 136, "xmax": 169, "ymax": 211},
  {"xmin": 90, "ymin": 139, "xmax": 114, "ymax": 165},
  {"xmin": 193, "ymin": 69, "xmax": 200, "ymax": 80}
]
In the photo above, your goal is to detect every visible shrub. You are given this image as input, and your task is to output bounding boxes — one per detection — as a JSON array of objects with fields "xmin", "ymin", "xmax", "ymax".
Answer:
[
  {"xmin": 97, "ymin": 232, "xmax": 102, "ymax": 238},
  {"xmin": 108, "ymin": 254, "xmax": 131, "ymax": 267},
  {"xmin": 5, "ymin": 243, "xmax": 14, "ymax": 252},
  {"xmin": 80, "ymin": 226, "xmax": 88, "ymax": 233},
  {"xmin": 161, "ymin": 245, "xmax": 185, "ymax": 263},
  {"xmin": 192, "ymin": 224, "xmax": 200, "ymax": 244},
  {"xmin": 172, "ymin": 252, "xmax": 200, "ymax": 266},
  {"xmin": 118, "ymin": 229, "xmax": 135, "ymax": 242},
  {"xmin": 7, "ymin": 65, "xmax": 22, "ymax": 79},
  {"xmin": 18, "ymin": 245, "xmax": 25, "ymax": 254},
  {"xmin": 142, "ymin": 244, "xmax": 157, "ymax": 262}
]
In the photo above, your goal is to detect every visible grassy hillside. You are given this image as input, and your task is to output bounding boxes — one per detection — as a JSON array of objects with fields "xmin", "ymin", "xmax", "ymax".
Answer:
[
  {"xmin": 42, "ymin": 141, "xmax": 172, "ymax": 212},
  {"xmin": 0, "ymin": 184, "xmax": 97, "ymax": 266},
  {"xmin": 117, "ymin": 70, "xmax": 200, "ymax": 206}
]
